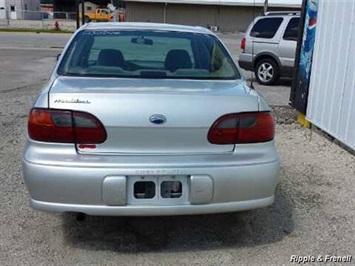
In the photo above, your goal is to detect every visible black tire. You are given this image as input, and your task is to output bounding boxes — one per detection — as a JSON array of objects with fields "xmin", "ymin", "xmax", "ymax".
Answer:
[
  {"xmin": 254, "ymin": 58, "xmax": 280, "ymax": 85},
  {"xmin": 84, "ymin": 16, "xmax": 91, "ymax": 23}
]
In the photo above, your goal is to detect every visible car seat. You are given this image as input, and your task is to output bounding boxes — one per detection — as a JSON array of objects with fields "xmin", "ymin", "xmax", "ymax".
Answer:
[
  {"xmin": 97, "ymin": 49, "xmax": 126, "ymax": 68},
  {"xmin": 164, "ymin": 49, "xmax": 192, "ymax": 72}
]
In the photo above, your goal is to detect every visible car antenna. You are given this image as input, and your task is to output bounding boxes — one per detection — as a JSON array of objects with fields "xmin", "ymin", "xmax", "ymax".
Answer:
[{"xmin": 249, "ymin": 0, "xmax": 256, "ymax": 90}]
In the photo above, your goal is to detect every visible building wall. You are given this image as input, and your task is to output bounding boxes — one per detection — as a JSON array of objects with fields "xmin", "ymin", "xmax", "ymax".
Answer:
[
  {"xmin": 0, "ymin": 0, "xmax": 6, "ymax": 19},
  {"xmin": 79, "ymin": 2, "xmax": 99, "ymax": 13},
  {"xmin": 218, "ymin": 6, "xmax": 259, "ymax": 32},
  {"xmin": 126, "ymin": 2, "xmax": 165, "ymax": 23},
  {"xmin": 4, "ymin": 0, "xmax": 41, "ymax": 19},
  {"xmin": 307, "ymin": 0, "xmax": 355, "ymax": 151},
  {"xmin": 125, "ymin": 2, "xmax": 298, "ymax": 32},
  {"xmin": 166, "ymin": 4, "xmax": 217, "ymax": 28}
]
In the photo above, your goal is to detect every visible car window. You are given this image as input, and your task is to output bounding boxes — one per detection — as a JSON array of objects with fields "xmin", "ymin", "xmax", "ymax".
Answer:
[
  {"xmin": 250, "ymin": 17, "xmax": 283, "ymax": 39},
  {"xmin": 57, "ymin": 30, "xmax": 240, "ymax": 80},
  {"xmin": 88, "ymin": 34, "xmax": 194, "ymax": 65},
  {"xmin": 283, "ymin": 17, "xmax": 300, "ymax": 41}
]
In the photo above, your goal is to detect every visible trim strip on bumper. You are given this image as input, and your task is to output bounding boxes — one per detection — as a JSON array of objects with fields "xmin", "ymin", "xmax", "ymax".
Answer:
[{"xmin": 30, "ymin": 195, "xmax": 274, "ymax": 216}]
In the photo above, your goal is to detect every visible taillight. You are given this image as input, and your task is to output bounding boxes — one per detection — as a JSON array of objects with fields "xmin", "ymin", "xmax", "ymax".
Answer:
[
  {"xmin": 208, "ymin": 112, "xmax": 274, "ymax": 144},
  {"xmin": 240, "ymin": 37, "xmax": 246, "ymax": 52},
  {"xmin": 28, "ymin": 108, "xmax": 107, "ymax": 144}
]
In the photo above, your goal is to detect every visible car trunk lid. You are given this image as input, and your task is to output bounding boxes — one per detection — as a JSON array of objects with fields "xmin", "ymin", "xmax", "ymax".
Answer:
[{"xmin": 49, "ymin": 77, "xmax": 259, "ymax": 155}]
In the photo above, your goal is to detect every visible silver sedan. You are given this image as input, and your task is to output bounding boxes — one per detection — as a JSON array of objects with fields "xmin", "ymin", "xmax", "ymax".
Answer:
[{"xmin": 22, "ymin": 23, "xmax": 280, "ymax": 216}]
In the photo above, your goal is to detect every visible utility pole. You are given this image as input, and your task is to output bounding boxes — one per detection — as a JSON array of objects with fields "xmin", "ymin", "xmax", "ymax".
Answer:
[
  {"xmin": 81, "ymin": 0, "xmax": 85, "ymax": 25},
  {"xmin": 75, "ymin": 0, "xmax": 80, "ymax": 29},
  {"xmin": 110, "ymin": 0, "xmax": 117, "ymax": 22}
]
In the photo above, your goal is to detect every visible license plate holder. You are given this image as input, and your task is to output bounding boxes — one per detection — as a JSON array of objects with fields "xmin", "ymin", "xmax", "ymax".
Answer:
[{"xmin": 127, "ymin": 175, "xmax": 189, "ymax": 205}]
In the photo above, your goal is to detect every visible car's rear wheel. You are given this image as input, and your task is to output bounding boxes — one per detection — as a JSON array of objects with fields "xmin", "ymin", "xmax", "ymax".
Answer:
[{"xmin": 255, "ymin": 58, "xmax": 280, "ymax": 85}]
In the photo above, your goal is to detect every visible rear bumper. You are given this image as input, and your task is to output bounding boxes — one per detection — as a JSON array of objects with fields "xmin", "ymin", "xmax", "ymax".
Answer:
[
  {"xmin": 30, "ymin": 196, "xmax": 275, "ymax": 216},
  {"xmin": 23, "ymin": 141, "xmax": 280, "ymax": 216},
  {"xmin": 238, "ymin": 54, "xmax": 254, "ymax": 71},
  {"xmin": 238, "ymin": 60, "xmax": 254, "ymax": 71}
]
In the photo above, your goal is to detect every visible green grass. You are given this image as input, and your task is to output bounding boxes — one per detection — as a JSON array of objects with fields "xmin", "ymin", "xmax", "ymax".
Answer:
[{"xmin": 0, "ymin": 28, "xmax": 74, "ymax": 34}]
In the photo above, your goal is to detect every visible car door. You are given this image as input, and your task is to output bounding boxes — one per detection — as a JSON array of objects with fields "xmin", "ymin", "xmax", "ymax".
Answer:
[
  {"xmin": 278, "ymin": 17, "xmax": 300, "ymax": 75},
  {"xmin": 247, "ymin": 17, "xmax": 284, "ymax": 58},
  {"xmin": 96, "ymin": 9, "xmax": 102, "ymax": 20}
]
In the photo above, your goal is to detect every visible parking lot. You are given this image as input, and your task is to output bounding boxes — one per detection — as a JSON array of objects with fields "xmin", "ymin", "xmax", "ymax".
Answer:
[{"xmin": 0, "ymin": 32, "xmax": 354, "ymax": 265}]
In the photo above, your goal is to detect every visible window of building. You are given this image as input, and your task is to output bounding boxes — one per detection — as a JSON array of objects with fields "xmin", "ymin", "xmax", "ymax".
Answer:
[{"xmin": 10, "ymin": 5, "xmax": 15, "ymax": 12}]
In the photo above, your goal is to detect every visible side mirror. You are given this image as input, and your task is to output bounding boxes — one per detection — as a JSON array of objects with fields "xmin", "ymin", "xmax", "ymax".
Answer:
[{"xmin": 56, "ymin": 54, "xmax": 61, "ymax": 61}]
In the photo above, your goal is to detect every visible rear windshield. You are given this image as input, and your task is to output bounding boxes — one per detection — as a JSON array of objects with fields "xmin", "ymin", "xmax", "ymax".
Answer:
[{"xmin": 57, "ymin": 30, "xmax": 240, "ymax": 80}]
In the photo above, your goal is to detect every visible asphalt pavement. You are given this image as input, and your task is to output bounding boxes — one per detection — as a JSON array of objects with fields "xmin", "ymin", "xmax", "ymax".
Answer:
[
  {"xmin": 0, "ymin": 32, "xmax": 71, "ymax": 49},
  {"xmin": 0, "ymin": 32, "xmax": 354, "ymax": 266}
]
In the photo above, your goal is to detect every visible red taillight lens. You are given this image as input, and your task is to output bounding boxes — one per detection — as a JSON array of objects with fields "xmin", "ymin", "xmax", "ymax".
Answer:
[
  {"xmin": 28, "ymin": 108, "xmax": 107, "ymax": 144},
  {"xmin": 208, "ymin": 112, "xmax": 274, "ymax": 144},
  {"xmin": 240, "ymin": 37, "xmax": 246, "ymax": 52},
  {"xmin": 72, "ymin": 112, "xmax": 106, "ymax": 143}
]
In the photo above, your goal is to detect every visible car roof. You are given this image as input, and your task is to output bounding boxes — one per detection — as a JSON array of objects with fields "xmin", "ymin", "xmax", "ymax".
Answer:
[{"xmin": 82, "ymin": 22, "xmax": 214, "ymax": 35}]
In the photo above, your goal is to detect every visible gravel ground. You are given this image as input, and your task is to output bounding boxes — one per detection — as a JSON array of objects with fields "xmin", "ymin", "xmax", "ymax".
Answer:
[
  {"xmin": 0, "ymin": 32, "xmax": 354, "ymax": 265},
  {"xmin": 1, "ymin": 82, "xmax": 354, "ymax": 265}
]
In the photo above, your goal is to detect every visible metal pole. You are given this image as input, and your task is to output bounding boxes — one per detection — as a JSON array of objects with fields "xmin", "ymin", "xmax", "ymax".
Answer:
[
  {"xmin": 81, "ymin": 0, "xmax": 85, "ymax": 25},
  {"xmin": 163, "ymin": 2, "xmax": 167, "ymax": 23},
  {"xmin": 264, "ymin": 0, "xmax": 268, "ymax": 15},
  {"xmin": 6, "ymin": 6, "xmax": 9, "ymax": 27},
  {"xmin": 75, "ymin": 0, "xmax": 80, "ymax": 29}
]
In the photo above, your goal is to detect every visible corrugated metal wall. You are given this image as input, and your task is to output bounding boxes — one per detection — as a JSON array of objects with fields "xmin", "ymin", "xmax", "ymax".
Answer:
[
  {"xmin": 307, "ymin": 0, "xmax": 355, "ymax": 150},
  {"xmin": 218, "ymin": 6, "xmax": 257, "ymax": 32},
  {"xmin": 166, "ymin": 4, "xmax": 217, "ymax": 28},
  {"xmin": 126, "ymin": 2, "xmax": 165, "ymax": 23},
  {"xmin": 126, "ymin": 2, "xmax": 298, "ymax": 32}
]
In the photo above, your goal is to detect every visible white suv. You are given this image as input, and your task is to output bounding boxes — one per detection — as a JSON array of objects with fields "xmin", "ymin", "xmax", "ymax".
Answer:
[{"xmin": 238, "ymin": 12, "xmax": 300, "ymax": 85}]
